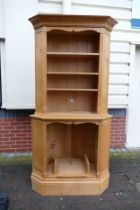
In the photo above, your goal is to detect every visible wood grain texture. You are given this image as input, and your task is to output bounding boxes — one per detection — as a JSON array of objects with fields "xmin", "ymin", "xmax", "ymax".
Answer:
[
  {"xmin": 97, "ymin": 118, "xmax": 111, "ymax": 178},
  {"xmin": 31, "ymin": 118, "xmax": 48, "ymax": 177},
  {"xmin": 31, "ymin": 173, "xmax": 109, "ymax": 195},
  {"xmin": 35, "ymin": 28, "xmax": 47, "ymax": 113},
  {"xmin": 98, "ymin": 33, "xmax": 111, "ymax": 114},
  {"xmin": 29, "ymin": 14, "xmax": 117, "ymax": 31},
  {"xmin": 47, "ymin": 30, "xmax": 99, "ymax": 113},
  {"xmin": 30, "ymin": 14, "xmax": 116, "ymax": 195}
]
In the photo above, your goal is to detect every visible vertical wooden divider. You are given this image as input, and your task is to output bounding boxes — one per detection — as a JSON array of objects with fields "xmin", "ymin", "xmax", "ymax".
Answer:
[{"xmin": 66, "ymin": 124, "xmax": 72, "ymax": 157}]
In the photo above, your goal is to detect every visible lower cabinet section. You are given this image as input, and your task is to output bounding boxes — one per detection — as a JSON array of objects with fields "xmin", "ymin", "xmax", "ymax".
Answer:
[
  {"xmin": 31, "ymin": 172, "xmax": 110, "ymax": 195},
  {"xmin": 31, "ymin": 116, "xmax": 111, "ymax": 195}
]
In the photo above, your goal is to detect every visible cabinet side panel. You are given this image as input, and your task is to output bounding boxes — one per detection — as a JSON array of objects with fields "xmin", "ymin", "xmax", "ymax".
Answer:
[
  {"xmin": 32, "ymin": 119, "xmax": 46, "ymax": 175},
  {"xmin": 98, "ymin": 33, "xmax": 110, "ymax": 114},
  {"xmin": 97, "ymin": 119, "xmax": 111, "ymax": 177},
  {"xmin": 35, "ymin": 29, "xmax": 47, "ymax": 113}
]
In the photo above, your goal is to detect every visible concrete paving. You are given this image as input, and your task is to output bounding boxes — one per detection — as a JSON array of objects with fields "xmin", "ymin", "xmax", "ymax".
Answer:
[{"xmin": 0, "ymin": 149, "xmax": 140, "ymax": 210}]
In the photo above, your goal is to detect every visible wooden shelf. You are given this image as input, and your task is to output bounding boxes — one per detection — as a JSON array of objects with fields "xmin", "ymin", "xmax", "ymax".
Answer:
[
  {"xmin": 31, "ymin": 113, "xmax": 112, "ymax": 121},
  {"xmin": 53, "ymin": 155, "xmax": 92, "ymax": 177},
  {"xmin": 47, "ymin": 52, "xmax": 99, "ymax": 57},
  {"xmin": 47, "ymin": 157, "xmax": 96, "ymax": 178},
  {"xmin": 47, "ymin": 72, "xmax": 99, "ymax": 76},
  {"xmin": 47, "ymin": 88, "xmax": 98, "ymax": 92}
]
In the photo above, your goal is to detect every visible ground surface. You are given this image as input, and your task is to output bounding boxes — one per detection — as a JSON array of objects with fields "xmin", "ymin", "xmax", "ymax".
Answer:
[{"xmin": 0, "ymin": 149, "xmax": 140, "ymax": 210}]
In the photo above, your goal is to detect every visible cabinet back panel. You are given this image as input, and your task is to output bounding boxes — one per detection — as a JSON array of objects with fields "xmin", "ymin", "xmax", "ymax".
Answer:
[
  {"xmin": 47, "ymin": 92, "xmax": 97, "ymax": 112},
  {"xmin": 47, "ymin": 123, "xmax": 68, "ymax": 162},
  {"xmin": 71, "ymin": 123, "xmax": 98, "ymax": 162},
  {"xmin": 47, "ymin": 57, "xmax": 99, "ymax": 73},
  {"xmin": 47, "ymin": 32, "xmax": 99, "ymax": 53},
  {"xmin": 47, "ymin": 75, "xmax": 98, "ymax": 89},
  {"xmin": 47, "ymin": 123, "xmax": 98, "ymax": 164}
]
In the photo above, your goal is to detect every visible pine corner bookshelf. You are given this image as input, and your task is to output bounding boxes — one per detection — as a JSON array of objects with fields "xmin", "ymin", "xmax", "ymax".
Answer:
[{"xmin": 29, "ymin": 14, "xmax": 117, "ymax": 195}]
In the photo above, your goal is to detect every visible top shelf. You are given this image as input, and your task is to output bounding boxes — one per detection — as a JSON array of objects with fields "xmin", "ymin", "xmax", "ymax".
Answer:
[{"xmin": 47, "ymin": 52, "xmax": 99, "ymax": 57}]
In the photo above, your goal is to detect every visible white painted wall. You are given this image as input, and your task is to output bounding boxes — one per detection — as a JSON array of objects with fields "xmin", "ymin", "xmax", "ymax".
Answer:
[
  {"xmin": 132, "ymin": 0, "xmax": 140, "ymax": 19},
  {"xmin": 126, "ymin": 0, "xmax": 140, "ymax": 147},
  {"xmin": 38, "ymin": 0, "xmax": 62, "ymax": 13},
  {"xmin": 1, "ymin": 0, "xmax": 37, "ymax": 109},
  {"xmin": 0, "ymin": 0, "xmax": 5, "ymax": 37},
  {"xmin": 0, "ymin": 42, "xmax": 6, "ymax": 107},
  {"xmin": 127, "ymin": 45, "xmax": 140, "ymax": 147},
  {"xmin": 1, "ymin": 0, "xmax": 140, "ymax": 109}
]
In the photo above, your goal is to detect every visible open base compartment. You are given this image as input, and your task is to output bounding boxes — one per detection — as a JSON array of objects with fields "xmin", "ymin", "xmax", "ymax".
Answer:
[{"xmin": 47, "ymin": 122, "xmax": 98, "ymax": 178}]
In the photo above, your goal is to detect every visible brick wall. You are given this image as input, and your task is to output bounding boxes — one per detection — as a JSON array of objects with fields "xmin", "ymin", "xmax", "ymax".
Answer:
[
  {"xmin": 0, "ymin": 110, "xmax": 33, "ymax": 153},
  {"xmin": 0, "ymin": 118, "xmax": 32, "ymax": 152},
  {"xmin": 109, "ymin": 109, "xmax": 126, "ymax": 148},
  {"xmin": 0, "ymin": 109, "xmax": 126, "ymax": 152},
  {"xmin": 110, "ymin": 116, "xmax": 126, "ymax": 148}
]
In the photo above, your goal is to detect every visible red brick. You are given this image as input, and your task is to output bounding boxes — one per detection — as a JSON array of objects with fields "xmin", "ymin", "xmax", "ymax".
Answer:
[
  {"xmin": 10, "ymin": 130, "xmax": 21, "ymax": 133},
  {"xmin": 15, "ymin": 126, "xmax": 28, "ymax": 129},
  {"xmin": 0, "ymin": 130, "xmax": 10, "ymax": 134},
  {"xmin": 4, "ymin": 133, "xmax": 15, "ymax": 137},
  {"xmin": 0, "ymin": 145, "xmax": 10, "ymax": 148},
  {"xmin": 0, "ymin": 122, "xmax": 10, "ymax": 126},
  {"xmin": 15, "ymin": 148, "xmax": 28, "ymax": 152},
  {"xmin": 16, "ymin": 133, "xmax": 27, "ymax": 137},
  {"xmin": 4, "ymin": 126, "xmax": 15, "ymax": 130},
  {"xmin": 0, "ymin": 137, "xmax": 9, "ymax": 141},
  {"xmin": 15, "ymin": 141, "xmax": 28, "ymax": 145},
  {"xmin": 2, "ymin": 119, "xmax": 16, "ymax": 122},
  {"xmin": 21, "ymin": 129, "xmax": 31, "ymax": 133},
  {"xmin": 10, "ymin": 137, "xmax": 22, "ymax": 140}
]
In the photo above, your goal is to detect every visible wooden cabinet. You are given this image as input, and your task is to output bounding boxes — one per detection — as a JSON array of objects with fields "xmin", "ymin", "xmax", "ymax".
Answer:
[{"xmin": 29, "ymin": 14, "xmax": 117, "ymax": 195}]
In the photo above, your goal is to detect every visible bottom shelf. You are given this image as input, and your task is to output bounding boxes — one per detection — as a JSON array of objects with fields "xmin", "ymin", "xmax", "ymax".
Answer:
[{"xmin": 47, "ymin": 155, "xmax": 96, "ymax": 178}]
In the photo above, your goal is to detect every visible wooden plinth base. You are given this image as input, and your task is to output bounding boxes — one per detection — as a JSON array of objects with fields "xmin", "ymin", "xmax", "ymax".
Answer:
[{"xmin": 31, "ymin": 172, "xmax": 109, "ymax": 195}]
